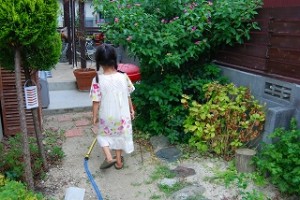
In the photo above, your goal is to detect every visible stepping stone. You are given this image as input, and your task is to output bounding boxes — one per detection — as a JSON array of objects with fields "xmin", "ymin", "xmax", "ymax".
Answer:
[
  {"xmin": 150, "ymin": 135, "xmax": 170, "ymax": 152},
  {"xmin": 155, "ymin": 146, "xmax": 181, "ymax": 162},
  {"xmin": 171, "ymin": 166, "xmax": 196, "ymax": 178},
  {"xmin": 75, "ymin": 119, "xmax": 90, "ymax": 127},
  {"xmin": 64, "ymin": 187, "xmax": 85, "ymax": 200},
  {"xmin": 65, "ymin": 127, "xmax": 84, "ymax": 138},
  {"xmin": 171, "ymin": 185, "xmax": 208, "ymax": 200},
  {"xmin": 159, "ymin": 178, "xmax": 177, "ymax": 187}
]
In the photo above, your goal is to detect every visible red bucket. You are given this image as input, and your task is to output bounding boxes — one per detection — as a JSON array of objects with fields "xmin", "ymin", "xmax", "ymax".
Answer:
[{"xmin": 117, "ymin": 63, "xmax": 141, "ymax": 83}]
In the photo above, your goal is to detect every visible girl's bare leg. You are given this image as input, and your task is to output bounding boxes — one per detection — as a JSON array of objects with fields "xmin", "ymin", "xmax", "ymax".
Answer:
[
  {"xmin": 115, "ymin": 149, "xmax": 123, "ymax": 168},
  {"xmin": 102, "ymin": 146, "xmax": 114, "ymax": 162}
]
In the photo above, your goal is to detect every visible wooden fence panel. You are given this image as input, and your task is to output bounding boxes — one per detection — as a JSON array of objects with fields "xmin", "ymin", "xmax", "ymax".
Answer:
[
  {"xmin": 215, "ymin": 6, "xmax": 300, "ymax": 84},
  {"xmin": 0, "ymin": 69, "xmax": 42, "ymax": 136}
]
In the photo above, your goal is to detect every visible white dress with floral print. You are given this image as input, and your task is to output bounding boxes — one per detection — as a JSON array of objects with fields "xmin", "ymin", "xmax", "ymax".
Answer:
[{"xmin": 90, "ymin": 72, "xmax": 135, "ymax": 154}]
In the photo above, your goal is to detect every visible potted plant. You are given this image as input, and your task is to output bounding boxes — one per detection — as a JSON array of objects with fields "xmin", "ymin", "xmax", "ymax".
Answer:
[
  {"xmin": 73, "ymin": 0, "xmax": 96, "ymax": 91},
  {"xmin": 73, "ymin": 67, "xmax": 97, "ymax": 91}
]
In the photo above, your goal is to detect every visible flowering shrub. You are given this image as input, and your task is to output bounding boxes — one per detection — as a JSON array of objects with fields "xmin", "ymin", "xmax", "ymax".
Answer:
[
  {"xmin": 93, "ymin": 0, "xmax": 263, "ymax": 142},
  {"xmin": 93, "ymin": 0, "xmax": 262, "ymax": 74}
]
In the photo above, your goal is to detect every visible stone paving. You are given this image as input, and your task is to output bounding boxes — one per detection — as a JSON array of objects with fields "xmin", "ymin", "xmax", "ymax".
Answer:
[{"xmin": 44, "ymin": 111, "xmax": 94, "ymax": 138}]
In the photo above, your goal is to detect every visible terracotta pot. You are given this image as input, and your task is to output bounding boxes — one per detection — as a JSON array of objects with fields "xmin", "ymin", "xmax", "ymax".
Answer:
[{"xmin": 73, "ymin": 68, "xmax": 97, "ymax": 91}]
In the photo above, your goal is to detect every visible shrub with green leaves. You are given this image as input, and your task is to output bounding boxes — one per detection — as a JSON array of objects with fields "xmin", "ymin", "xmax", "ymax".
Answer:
[
  {"xmin": 211, "ymin": 162, "xmax": 267, "ymax": 200},
  {"xmin": 182, "ymin": 82, "xmax": 265, "ymax": 158},
  {"xmin": 0, "ymin": 131, "xmax": 65, "ymax": 181},
  {"xmin": 133, "ymin": 63, "xmax": 227, "ymax": 143},
  {"xmin": 93, "ymin": 0, "xmax": 262, "ymax": 142},
  {"xmin": 94, "ymin": 0, "xmax": 262, "ymax": 74},
  {"xmin": 0, "ymin": 0, "xmax": 61, "ymax": 70},
  {"xmin": 254, "ymin": 118, "xmax": 300, "ymax": 195},
  {"xmin": 0, "ymin": 175, "xmax": 45, "ymax": 200}
]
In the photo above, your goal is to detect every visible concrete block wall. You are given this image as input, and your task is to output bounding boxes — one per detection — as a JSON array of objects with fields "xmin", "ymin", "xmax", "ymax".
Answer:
[{"xmin": 219, "ymin": 65, "xmax": 300, "ymax": 144}]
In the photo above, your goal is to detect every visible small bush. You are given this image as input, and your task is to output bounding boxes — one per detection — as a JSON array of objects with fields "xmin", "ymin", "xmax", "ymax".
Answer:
[
  {"xmin": 0, "ymin": 130, "xmax": 65, "ymax": 181},
  {"xmin": 94, "ymin": 0, "xmax": 262, "ymax": 144},
  {"xmin": 148, "ymin": 165, "xmax": 176, "ymax": 183},
  {"xmin": 0, "ymin": 174, "xmax": 45, "ymax": 200},
  {"xmin": 182, "ymin": 82, "xmax": 265, "ymax": 159},
  {"xmin": 133, "ymin": 63, "xmax": 227, "ymax": 143},
  {"xmin": 210, "ymin": 162, "xmax": 267, "ymax": 199},
  {"xmin": 254, "ymin": 118, "xmax": 300, "ymax": 195}
]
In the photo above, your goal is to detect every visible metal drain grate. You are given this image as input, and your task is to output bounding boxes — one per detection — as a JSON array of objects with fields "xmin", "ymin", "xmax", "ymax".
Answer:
[{"xmin": 264, "ymin": 82, "xmax": 291, "ymax": 101}]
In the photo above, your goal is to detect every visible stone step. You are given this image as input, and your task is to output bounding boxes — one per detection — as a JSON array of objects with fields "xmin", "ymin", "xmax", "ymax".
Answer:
[
  {"xmin": 48, "ymin": 80, "xmax": 77, "ymax": 91},
  {"xmin": 42, "ymin": 90, "xmax": 91, "ymax": 115}
]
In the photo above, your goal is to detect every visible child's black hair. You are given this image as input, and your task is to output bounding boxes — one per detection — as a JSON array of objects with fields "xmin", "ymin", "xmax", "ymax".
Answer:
[
  {"xmin": 95, "ymin": 43, "xmax": 118, "ymax": 71},
  {"xmin": 95, "ymin": 43, "xmax": 123, "ymax": 83}
]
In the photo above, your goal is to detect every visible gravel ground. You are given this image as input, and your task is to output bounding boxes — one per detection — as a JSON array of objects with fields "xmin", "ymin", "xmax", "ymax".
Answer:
[{"xmin": 38, "ymin": 112, "xmax": 285, "ymax": 200}]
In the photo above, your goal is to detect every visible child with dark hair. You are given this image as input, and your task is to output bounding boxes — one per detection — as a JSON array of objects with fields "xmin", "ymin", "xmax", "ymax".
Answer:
[{"xmin": 90, "ymin": 44, "xmax": 135, "ymax": 170}]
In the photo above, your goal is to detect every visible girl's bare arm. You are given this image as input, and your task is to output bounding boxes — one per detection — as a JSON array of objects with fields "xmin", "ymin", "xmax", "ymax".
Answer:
[
  {"xmin": 92, "ymin": 101, "xmax": 100, "ymax": 125},
  {"xmin": 128, "ymin": 97, "xmax": 135, "ymax": 120}
]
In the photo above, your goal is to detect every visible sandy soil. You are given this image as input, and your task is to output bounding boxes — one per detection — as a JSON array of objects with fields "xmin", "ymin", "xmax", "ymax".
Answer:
[{"xmin": 39, "ymin": 112, "xmax": 284, "ymax": 200}]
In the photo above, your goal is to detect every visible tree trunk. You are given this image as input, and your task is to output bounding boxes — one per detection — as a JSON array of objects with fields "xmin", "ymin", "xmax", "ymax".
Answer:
[
  {"xmin": 14, "ymin": 47, "xmax": 34, "ymax": 189},
  {"xmin": 23, "ymin": 68, "xmax": 49, "ymax": 172},
  {"xmin": 32, "ymin": 108, "xmax": 48, "ymax": 171},
  {"xmin": 79, "ymin": 0, "xmax": 86, "ymax": 69},
  {"xmin": 235, "ymin": 148, "xmax": 256, "ymax": 173},
  {"xmin": 63, "ymin": 0, "xmax": 72, "ymax": 64}
]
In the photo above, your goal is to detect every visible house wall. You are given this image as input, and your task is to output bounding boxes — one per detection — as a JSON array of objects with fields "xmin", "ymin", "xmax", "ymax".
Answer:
[
  {"xmin": 215, "ymin": 6, "xmax": 300, "ymax": 84},
  {"xmin": 214, "ymin": 4, "xmax": 300, "ymax": 144},
  {"xmin": 263, "ymin": 0, "xmax": 300, "ymax": 7}
]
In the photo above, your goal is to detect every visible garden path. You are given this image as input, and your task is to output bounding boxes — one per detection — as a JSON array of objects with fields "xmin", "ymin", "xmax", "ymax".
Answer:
[{"xmin": 39, "ymin": 111, "xmax": 282, "ymax": 200}]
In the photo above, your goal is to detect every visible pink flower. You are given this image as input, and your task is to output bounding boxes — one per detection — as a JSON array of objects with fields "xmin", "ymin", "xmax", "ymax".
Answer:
[
  {"xmin": 114, "ymin": 18, "xmax": 119, "ymax": 23},
  {"xmin": 126, "ymin": 36, "xmax": 132, "ymax": 42},
  {"xmin": 191, "ymin": 26, "xmax": 197, "ymax": 31},
  {"xmin": 195, "ymin": 41, "xmax": 200, "ymax": 45}
]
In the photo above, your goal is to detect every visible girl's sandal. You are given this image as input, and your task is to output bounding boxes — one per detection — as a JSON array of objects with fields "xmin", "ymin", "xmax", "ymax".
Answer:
[
  {"xmin": 113, "ymin": 155, "xmax": 124, "ymax": 163},
  {"xmin": 114, "ymin": 162, "xmax": 123, "ymax": 170},
  {"xmin": 100, "ymin": 159, "xmax": 116, "ymax": 169}
]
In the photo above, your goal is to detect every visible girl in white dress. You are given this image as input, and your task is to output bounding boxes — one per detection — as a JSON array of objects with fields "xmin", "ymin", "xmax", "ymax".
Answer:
[{"xmin": 90, "ymin": 44, "xmax": 135, "ymax": 169}]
